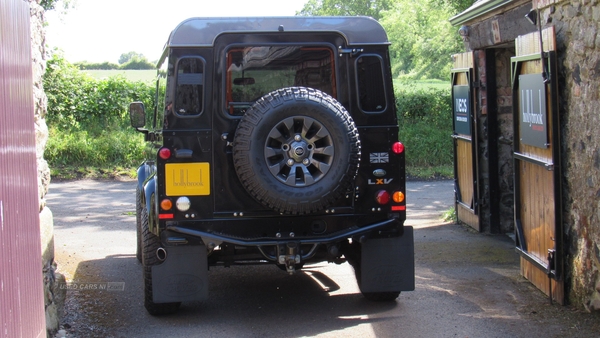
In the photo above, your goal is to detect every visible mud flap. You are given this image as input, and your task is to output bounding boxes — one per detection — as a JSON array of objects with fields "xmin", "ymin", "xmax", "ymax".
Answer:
[
  {"xmin": 151, "ymin": 245, "xmax": 208, "ymax": 303},
  {"xmin": 361, "ymin": 226, "xmax": 415, "ymax": 292}
]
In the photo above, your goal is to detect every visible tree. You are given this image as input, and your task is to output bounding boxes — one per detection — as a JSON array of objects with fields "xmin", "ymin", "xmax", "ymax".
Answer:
[
  {"xmin": 120, "ymin": 59, "xmax": 155, "ymax": 70},
  {"xmin": 118, "ymin": 51, "xmax": 146, "ymax": 65},
  {"xmin": 40, "ymin": 0, "xmax": 71, "ymax": 11},
  {"xmin": 441, "ymin": 0, "xmax": 476, "ymax": 14},
  {"xmin": 297, "ymin": 0, "xmax": 463, "ymax": 80},
  {"xmin": 297, "ymin": 0, "xmax": 393, "ymax": 21},
  {"xmin": 380, "ymin": 0, "xmax": 462, "ymax": 80}
]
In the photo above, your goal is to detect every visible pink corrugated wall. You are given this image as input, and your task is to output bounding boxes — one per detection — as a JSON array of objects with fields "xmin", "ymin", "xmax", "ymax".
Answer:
[{"xmin": 0, "ymin": 0, "xmax": 47, "ymax": 336}]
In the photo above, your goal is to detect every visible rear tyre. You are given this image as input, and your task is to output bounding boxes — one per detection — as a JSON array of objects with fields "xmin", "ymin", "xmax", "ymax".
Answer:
[{"xmin": 141, "ymin": 206, "xmax": 181, "ymax": 315}]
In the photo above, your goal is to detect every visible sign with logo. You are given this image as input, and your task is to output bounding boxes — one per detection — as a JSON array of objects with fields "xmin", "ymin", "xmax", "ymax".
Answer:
[
  {"xmin": 519, "ymin": 73, "xmax": 548, "ymax": 148},
  {"xmin": 453, "ymin": 85, "xmax": 471, "ymax": 135}
]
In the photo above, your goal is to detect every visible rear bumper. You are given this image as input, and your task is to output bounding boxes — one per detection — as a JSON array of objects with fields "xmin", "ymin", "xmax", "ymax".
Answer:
[{"xmin": 166, "ymin": 217, "xmax": 402, "ymax": 247}]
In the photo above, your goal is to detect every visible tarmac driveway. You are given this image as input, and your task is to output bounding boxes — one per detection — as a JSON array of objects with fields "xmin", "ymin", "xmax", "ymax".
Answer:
[{"xmin": 48, "ymin": 179, "xmax": 600, "ymax": 337}]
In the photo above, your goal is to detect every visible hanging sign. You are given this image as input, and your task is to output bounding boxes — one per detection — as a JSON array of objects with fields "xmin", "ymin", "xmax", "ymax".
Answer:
[
  {"xmin": 453, "ymin": 85, "xmax": 471, "ymax": 136},
  {"xmin": 519, "ymin": 73, "xmax": 548, "ymax": 148}
]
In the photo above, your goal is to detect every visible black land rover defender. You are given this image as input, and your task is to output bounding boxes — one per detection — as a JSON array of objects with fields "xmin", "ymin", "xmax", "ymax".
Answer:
[{"xmin": 129, "ymin": 16, "xmax": 414, "ymax": 315}]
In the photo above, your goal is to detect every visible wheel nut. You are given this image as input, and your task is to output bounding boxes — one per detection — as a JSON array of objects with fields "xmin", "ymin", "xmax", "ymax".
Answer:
[
  {"xmin": 287, "ymin": 159, "xmax": 295, "ymax": 166},
  {"xmin": 302, "ymin": 158, "xmax": 310, "ymax": 165},
  {"xmin": 294, "ymin": 134, "xmax": 302, "ymax": 141}
]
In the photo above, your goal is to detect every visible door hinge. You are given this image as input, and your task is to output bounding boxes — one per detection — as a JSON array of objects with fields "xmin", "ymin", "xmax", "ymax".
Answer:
[
  {"xmin": 473, "ymin": 80, "xmax": 486, "ymax": 89},
  {"xmin": 338, "ymin": 46, "xmax": 363, "ymax": 57}
]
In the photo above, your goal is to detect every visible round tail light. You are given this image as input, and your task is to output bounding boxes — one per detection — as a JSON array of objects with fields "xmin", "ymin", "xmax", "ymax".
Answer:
[
  {"xmin": 160, "ymin": 199, "xmax": 173, "ymax": 211},
  {"xmin": 158, "ymin": 147, "xmax": 171, "ymax": 160},
  {"xmin": 375, "ymin": 190, "xmax": 390, "ymax": 205},
  {"xmin": 392, "ymin": 142, "xmax": 404, "ymax": 154},
  {"xmin": 393, "ymin": 191, "xmax": 405, "ymax": 203}
]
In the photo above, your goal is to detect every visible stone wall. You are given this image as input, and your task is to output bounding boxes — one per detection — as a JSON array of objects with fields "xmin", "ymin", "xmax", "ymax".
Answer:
[
  {"xmin": 29, "ymin": 0, "xmax": 66, "ymax": 334},
  {"xmin": 493, "ymin": 49, "xmax": 516, "ymax": 234},
  {"xmin": 539, "ymin": 0, "xmax": 600, "ymax": 310}
]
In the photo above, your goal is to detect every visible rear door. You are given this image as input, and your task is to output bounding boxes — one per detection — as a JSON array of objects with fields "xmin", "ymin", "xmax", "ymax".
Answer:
[
  {"xmin": 451, "ymin": 52, "xmax": 479, "ymax": 231},
  {"xmin": 511, "ymin": 26, "xmax": 563, "ymax": 304}
]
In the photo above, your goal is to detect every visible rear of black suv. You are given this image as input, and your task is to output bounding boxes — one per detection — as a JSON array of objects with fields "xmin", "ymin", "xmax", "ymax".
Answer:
[{"xmin": 129, "ymin": 17, "xmax": 414, "ymax": 315}]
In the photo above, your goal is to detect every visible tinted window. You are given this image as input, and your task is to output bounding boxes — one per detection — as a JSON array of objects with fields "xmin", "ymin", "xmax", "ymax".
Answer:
[
  {"xmin": 175, "ymin": 57, "xmax": 204, "ymax": 116},
  {"xmin": 356, "ymin": 55, "xmax": 386, "ymax": 113},
  {"xmin": 226, "ymin": 46, "xmax": 335, "ymax": 115}
]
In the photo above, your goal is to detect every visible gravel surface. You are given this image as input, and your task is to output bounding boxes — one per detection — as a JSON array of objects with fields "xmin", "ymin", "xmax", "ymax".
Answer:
[{"xmin": 48, "ymin": 179, "xmax": 600, "ymax": 337}]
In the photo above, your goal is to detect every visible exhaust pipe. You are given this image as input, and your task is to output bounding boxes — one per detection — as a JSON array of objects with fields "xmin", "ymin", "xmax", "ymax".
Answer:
[{"xmin": 156, "ymin": 247, "xmax": 167, "ymax": 262}]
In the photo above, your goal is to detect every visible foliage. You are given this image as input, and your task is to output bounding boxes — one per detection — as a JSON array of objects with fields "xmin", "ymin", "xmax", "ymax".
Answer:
[
  {"xmin": 43, "ymin": 52, "xmax": 155, "ymax": 170},
  {"xmin": 44, "ymin": 53, "xmax": 154, "ymax": 130},
  {"xmin": 395, "ymin": 86, "xmax": 453, "ymax": 169},
  {"xmin": 40, "ymin": 0, "xmax": 73, "ymax": 11},
  {"xmin": 298, "ymin": 0, "xmax": 392, "ymax": 21},
  {"xmin": 45, "ymin": 128, "xmax": 145, "ymax": 167},
  {"xmin": 119, "ymin": 51, "xmax": 146, "ymax": 65},
  {"xmin": 440, "ymin": 0, "xmax": 476, "ymax": 14},
  {"xmin": 120, "ymin": 58, "xmax": 155, "ymax": 70},
  {"xmin": 298, "ymin": 0, "xmax": 462, "ymax": 80},
  {"xmin": 83, "ymin": 70, "xmax": 157, "ymax": 83},
  {"xmin": 74, "ymin": 61, "xmax": 119, "ymax": 70},
  {"xmin": 74, "ymin": 58, "xmax": 154, "ymax": 70},
  {"xmin": 443, "ymin": 206, "xmax": 457, "ymax": 223},
  {"xmin": 381, "ymin": 0, "xmax": 462, "ymax": 80}
]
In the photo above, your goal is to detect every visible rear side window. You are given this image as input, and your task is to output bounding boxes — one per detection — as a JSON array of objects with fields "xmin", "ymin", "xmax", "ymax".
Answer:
[
  {"xmin": 226, "ymin": 46, "xmax": 336, "ymax": 116},
  {"xmin": 356, "ymin": 55, "xmax": 386, "ymax": 113},
  {"xmin": 175, "ymin": 57, "xmax": 205, "ymax": 116}
]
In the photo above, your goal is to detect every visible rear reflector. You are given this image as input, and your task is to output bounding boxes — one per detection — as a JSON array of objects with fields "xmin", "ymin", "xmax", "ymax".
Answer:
[
  {"xmin": 158, "ymin": 214, "xmax": 174, "ymax": 219},
  {"xmin": 391, "ymin": 206, "xmax": 406, "ymax": 211}
]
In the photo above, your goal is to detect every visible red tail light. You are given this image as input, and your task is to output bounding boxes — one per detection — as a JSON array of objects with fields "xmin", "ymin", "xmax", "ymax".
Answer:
[
  {"xmin": 392, "ymin": 142, "xmax": 404, "ymax": 154},
  {"xmin": 375, "ymin": 190, "xmax": 390, "ymax": 205},
  {"xmin": 158, "ymin": 147, "xmax": 171, "ymax": 160}
]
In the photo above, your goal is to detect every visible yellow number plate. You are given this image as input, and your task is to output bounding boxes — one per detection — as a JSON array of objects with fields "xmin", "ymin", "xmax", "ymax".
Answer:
[{"xmin": 165, "ymin": 163, "xmax": 210, "ymax": 196}]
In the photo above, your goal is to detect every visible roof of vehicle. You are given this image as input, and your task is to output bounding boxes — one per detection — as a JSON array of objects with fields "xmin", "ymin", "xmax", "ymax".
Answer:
[
  {"xmin": 168, "ymin": 16, "xmax": 389, "ymax": 46},
  {"xmin": 167, "ymin": 16, "xmax": 388, "ymax": 47},
  {"xmin": 158, "ymin": 16, "xmax": 388, "ymax": 66}
]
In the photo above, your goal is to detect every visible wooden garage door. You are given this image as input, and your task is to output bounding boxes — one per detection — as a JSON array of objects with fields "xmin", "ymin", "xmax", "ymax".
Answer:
[
  {"xmin": 511, "ymin": 26, "xmax": 563, "ymax": 304},
  {"xmin": 451, "ymin": 52, "xmax": 479, "ymax": 231}
]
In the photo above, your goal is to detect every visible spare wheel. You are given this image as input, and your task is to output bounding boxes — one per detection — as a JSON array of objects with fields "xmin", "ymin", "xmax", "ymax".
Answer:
[{"xmin": 232, "ymin": 87, "xmax": 361, "ymax": 215}]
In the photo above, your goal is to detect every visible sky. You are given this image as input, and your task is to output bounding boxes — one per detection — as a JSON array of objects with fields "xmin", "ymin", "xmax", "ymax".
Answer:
[{"xmin": 45, "ymin": 0, "xmax": 310, "ymax": 63}]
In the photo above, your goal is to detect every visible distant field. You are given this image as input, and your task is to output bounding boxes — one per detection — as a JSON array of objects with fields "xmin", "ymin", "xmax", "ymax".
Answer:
[
  {"xmin": 83, "ymin": 69, "xmax": 450, "ymax": 90},
  {"xmin": 83, "ymin": 70, "xmax": 449, "ymax": 90},
  {"xmin": 393, "ymin": 79, "xmax": 449, "ymax": 91},
  {"xmin": 84, "ymin": 69, "xmax": 156, "ymax": 83}
]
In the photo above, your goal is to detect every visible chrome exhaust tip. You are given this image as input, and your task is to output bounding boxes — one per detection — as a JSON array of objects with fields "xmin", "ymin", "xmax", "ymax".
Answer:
[{"xmin": 156, "ymin": 247, "xmax": 167, "ymax": 262}]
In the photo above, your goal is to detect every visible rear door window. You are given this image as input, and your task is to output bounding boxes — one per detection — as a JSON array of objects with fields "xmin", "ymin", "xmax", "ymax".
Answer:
[{"xmin": 226, "ymin": 46, "xmax": 336, "ymax": 116}]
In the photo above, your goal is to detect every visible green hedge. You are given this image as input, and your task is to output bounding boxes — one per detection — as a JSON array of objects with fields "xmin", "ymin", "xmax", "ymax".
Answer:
[
  {"xmin": 44, "ymin": 53, "xmax": 453, "ymax": 173},
  {"xmin": 395, "ymin": 88, "xmax": 453, "ymax": 167},
  {"xmin": 43, "ymin": 54, "xmax": 155, "ymax": 168}
]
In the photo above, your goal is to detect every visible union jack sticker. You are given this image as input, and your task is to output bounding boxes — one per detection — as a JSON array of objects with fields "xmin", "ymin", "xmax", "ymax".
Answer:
[{"xmin": 370, "ymin": 152, "xmax": 389, "ymax": 164}]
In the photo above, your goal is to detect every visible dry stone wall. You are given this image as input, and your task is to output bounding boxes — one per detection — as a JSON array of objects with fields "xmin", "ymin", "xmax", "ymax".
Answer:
[
  {"xmin": 540, "ymin": 0, "xmax": 600, "ymax": 311},
  {"xmin": 29, "ymin": 0, "xmax": 66, "ymax": 334}
]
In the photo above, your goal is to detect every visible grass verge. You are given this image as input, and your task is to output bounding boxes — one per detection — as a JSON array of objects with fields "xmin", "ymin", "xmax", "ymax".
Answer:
[{"xmin": 50, "ymin": 166, "xmax": 137, "ymax": 181}]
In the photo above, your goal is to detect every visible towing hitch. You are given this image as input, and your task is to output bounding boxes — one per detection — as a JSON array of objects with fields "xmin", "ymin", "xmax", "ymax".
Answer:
[{"xmin": 278, "ymin": 242, "xmax": 301, "ymax": 274}]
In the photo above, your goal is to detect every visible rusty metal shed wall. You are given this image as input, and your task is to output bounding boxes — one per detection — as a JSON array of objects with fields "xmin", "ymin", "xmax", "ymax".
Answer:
[{"xmin": 0, "ymin": 0, "xmax": 47, "ymax": 336}]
